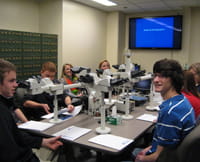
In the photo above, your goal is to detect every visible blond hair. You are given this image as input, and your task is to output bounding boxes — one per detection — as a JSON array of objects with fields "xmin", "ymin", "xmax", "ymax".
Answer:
[{"xmin": 98, "ymin": 60, "xmax": 110, "ymax": 69}]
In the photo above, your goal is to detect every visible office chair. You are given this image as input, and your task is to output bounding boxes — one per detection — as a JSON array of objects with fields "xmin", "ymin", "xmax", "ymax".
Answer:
[{"xmin": 156, "ymin": 123, "xmax": 200, "ymax": 162}]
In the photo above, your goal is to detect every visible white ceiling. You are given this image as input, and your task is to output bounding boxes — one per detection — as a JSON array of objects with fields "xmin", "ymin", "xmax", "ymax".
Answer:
[{"xmin": 73, "ymin": 0, "xmax": 200, "ymax": 13}]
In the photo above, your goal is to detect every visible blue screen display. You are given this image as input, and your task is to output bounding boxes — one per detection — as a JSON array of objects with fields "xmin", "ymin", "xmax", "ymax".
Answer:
[
  {"xmin": 136, "ymin": 17, "xmax": 174, "ymax": 48},
  {"xmin": 129, "ymin": 15, "xmax": 182, "ymax": 49}
]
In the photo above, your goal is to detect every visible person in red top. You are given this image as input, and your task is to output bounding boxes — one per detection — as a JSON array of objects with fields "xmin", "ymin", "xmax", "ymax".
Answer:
[
  {"xmin": 189, "ymin": 62, "xmax": 200, "ymax": 92},
  {"xmin": 182, "ymin": 70, "xmax": 200, "ymax": 119}
]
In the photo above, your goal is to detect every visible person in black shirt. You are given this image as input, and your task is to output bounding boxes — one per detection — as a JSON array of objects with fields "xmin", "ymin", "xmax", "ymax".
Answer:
[
  {"xmin": 0, "ymin": 59, "xmax": 63, "ymax": 161},
  {"xmin": 23, "ymin": 61, "xmax": 74, "ymax": 120}
]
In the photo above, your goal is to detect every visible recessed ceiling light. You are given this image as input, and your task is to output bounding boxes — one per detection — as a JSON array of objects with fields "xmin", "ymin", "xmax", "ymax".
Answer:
[{"xmin": 90, "ymin": 0, "xmax": 117, "ymax": 6}]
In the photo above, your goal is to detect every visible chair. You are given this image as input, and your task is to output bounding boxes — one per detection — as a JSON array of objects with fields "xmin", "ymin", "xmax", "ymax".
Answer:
[
  {"xmin": 157, "ymin": 124, "xmax": 200, "ymax": 162},
  {"xmin": 15, "ymin": 87, "xmax": 28, "ymax": 107}
]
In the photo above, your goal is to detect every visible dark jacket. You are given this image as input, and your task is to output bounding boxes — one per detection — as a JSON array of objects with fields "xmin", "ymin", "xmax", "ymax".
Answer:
[
  {"xmin": 23, "ymin": 91, "xmax": 67, "ymax": 120},
  {"xmin": 0, "ymin": 95, "xmax": 42, "ymax": 162},
  {"xmin": 22, "ymin": 76, "xmax": 68, "ymax": 120}
]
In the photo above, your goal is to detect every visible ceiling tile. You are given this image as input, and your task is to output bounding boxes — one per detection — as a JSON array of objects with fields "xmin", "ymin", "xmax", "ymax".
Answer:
[{"xmin": 73, "ymin": 0, "xmax": 200, "ymax": 13}]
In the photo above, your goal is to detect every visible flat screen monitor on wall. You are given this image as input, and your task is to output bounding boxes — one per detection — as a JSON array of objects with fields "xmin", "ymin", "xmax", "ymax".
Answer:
[{"xmin": 129, "ymin": 15, "xmax": 182, "ymax": 49}]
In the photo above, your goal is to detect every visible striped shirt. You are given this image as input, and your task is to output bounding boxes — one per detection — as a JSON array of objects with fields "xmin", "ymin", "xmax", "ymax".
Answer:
[{"xmin": 147, "ymin": 94, "xmax": 196, "ymax": 154}]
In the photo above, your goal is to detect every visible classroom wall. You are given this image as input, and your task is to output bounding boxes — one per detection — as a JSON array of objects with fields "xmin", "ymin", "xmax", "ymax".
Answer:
[
  {"xmin": 0, "ymin": 0, "xmax": 39, "ymax": 32},
  {"xmin": 62, "ymin": 2, "xmax": 200, "ymax": 73},
  {"xmin": 106, "ymin": 12, "xmax": 126, "ymax": 67},
  {"xmin": 0, "ymin": 0, "xmax": 200, "ymax": 75},
  {"xmin": 189, "ymin": 7, "xmax": 200, "ymax": 64},
  {"xmin": 62, "ymin": 0, "xmax": 107, "ymax": 72},
  {"xmin": 39, "ymin": 0, "xmax": 62, "ymax": 75},
  {"xmin": 106, "ymin": 12, "xmax": 119, "ymax": 68}
]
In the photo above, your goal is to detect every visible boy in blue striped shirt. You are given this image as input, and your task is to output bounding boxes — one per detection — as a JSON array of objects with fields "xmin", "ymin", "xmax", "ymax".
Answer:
[{"xmin": 134, "ymin": 59, "xmax": 196, "ymax": 162}]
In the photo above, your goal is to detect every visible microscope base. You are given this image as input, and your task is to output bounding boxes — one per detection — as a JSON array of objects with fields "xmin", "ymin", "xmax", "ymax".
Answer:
[
  {"xmin": 96, "ymin": 127, "xmax": 111, "ymax": 134},
  {"xmin": 49, "ymin": 118, "xmax": 63, "ymax": 124},
  {"xmin": 122, "ymin": 114, "xmax": 133, "ymax": 120}
]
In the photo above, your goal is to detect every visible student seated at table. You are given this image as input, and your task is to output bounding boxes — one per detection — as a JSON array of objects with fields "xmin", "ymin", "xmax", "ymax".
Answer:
[
  {"xmin": 99, "ymin": 59, "xmax": 111, "ymax": 70},
  {"xmin": 98, "ymin": 59, "xmax": 113, "ymax": 98},
  {"xmin": 60, "ymin": 63, "xmax": 88, "ymax": 110},
  {"xmin": 22, "ymin": 61, "xmax": 74, "ymax": 121},
  {"xmin": 189, "ymin": 62, "xmax": 200, "ymax": 92},
  {"xmin": 132, "ymin": 59, "xmax": 196, "ymax": 162},
  {"xmin": 182, "ymin": 70, "xmax": 200, "ymax": 120},
  {"xmin": 61, "ymin": 63, "xmax": 80, "ymax": 95},
  {"xmin": 0, "ymin": 59, "xmax": 63, "ymax": 162}
]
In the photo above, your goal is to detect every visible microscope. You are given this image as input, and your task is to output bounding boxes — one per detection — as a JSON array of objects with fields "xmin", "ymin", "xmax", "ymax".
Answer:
[
  {"xmin": 22, "ymin": 77, "xmax": 82, "ymax": 123},
  {"xmin": 73, "ymin": 66, "xmax": 126, "ymax": 134},
  {"xmin": 111, "ymin": 50, "xmax": 152, "ymax": 119}
]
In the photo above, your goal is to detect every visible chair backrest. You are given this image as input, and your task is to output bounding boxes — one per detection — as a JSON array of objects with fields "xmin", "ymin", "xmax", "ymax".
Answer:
[
  {"xmin": 176, "ymin": 123, "xmax": 200, "ymax": 162},
  {"xmin": 15, "ymin": 87, "xmax": 28, "ymax": 106},
  {"xmin": 157, "ymin": 124, "xmax": 200, "ymax": 162}
]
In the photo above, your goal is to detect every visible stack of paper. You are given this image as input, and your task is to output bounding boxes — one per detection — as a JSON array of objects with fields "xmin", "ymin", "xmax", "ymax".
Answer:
[
  {"xmin": 146, "ymin": 105, "xmax": 160, "ymax": 111},
  {"xmin": 41, "ymin": 105, "xmax": 82, "ymax": 119},
  {"xmin": 88, "ymin": 134, "xmax": 133, "ymax": 150},
  {"xmin": 136, "ymin": 114, "xmax": 157, "ymax": 122},
  {"xmin": 53, "ymin": 125, "xmax": 91, "ymax": 141},
  {"xmin": 18, "ymin": 120, "xmax": 54, "ymax": 131}
]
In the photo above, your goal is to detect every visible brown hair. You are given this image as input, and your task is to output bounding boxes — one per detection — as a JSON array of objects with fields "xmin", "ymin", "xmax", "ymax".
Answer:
[
  {"xmin": 41, "ymin": 61, "xmax": 56, "ymax": 73},
  {"xmin": 153, "ymin": 58, "xmax": 183, "ymax": 94},
  {"xmin": 189, "ymin": 63, "xmax": 200, "ymax": 75},
  {"xmin": 183, "ymin": 70, "xmax": 200, "ymax": 98},
  {"xmin": 0, "ymin": 59, "xmax": 16, "ymax": 84}
]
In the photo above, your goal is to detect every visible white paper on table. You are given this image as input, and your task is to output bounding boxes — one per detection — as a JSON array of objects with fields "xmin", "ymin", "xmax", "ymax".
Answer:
[
  {"xmin": 41, "ymin": 113, "xmax": 54, "ymax": 119},
  {"xmin": 53, "ymin": 125, "xmax": 91, "ymax": 141},
  {"xmin": 136, "ymin": 114, "xmax": 157, "ymax": 122},
  {"xmin": 18, "ymin": 120, "xmax": 54, "ymax": 131},
  {"xmin": 146, "ymin": 106, "xmax": 160, "ymax": 111},
  {"xmin": 63, "ymin": 105, "xmax": 82, "ymax": 116},
  {"xmin": 104, "ymin": 98, "xmax": 117, "ymax": 105},
  {"xmin": 41, "ymin": 105, "xmax": 82, "ymax": 119},
  {"xmin": 88, "ymin": 134, "xmax": 133, "ymax": 150}
]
